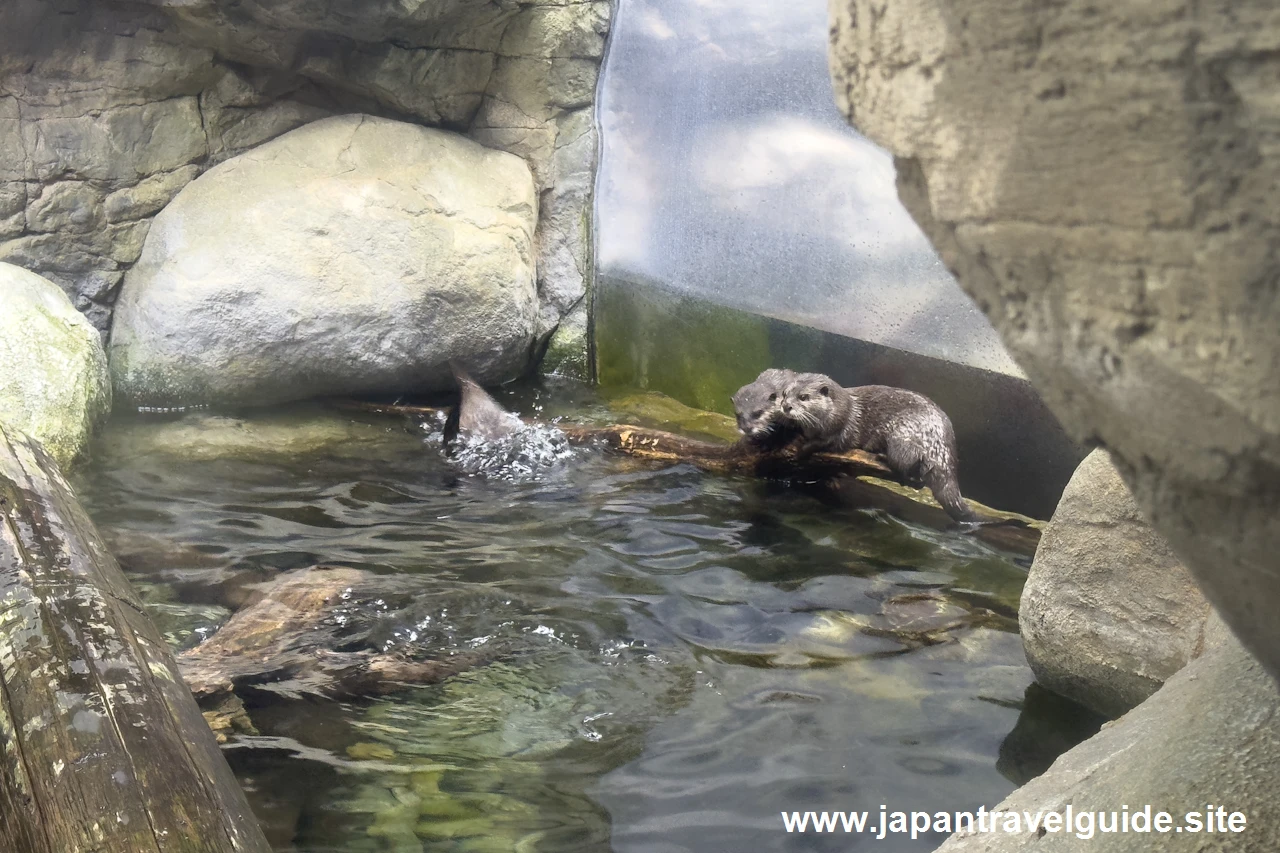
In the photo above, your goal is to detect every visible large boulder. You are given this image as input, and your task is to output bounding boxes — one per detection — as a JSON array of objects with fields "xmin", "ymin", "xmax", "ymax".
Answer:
[
  {"xmin": 827, "ymin": 0, "xmax": 1280, "ymax": 680},
  {"xmin": 0, "ymin": 262, "xmax": 111, "ymax": 466},
  {"xmin": 0, "ymin": 0, "xmax": 608, "ymax": 358},
  {"xmin": 109, "ymin": 115, "xmax": 538, "ymax": 407},
  {"xmin": 934, "ymin": 635, "xmax": 1280, "ymax": 852},
  {"xmin": 1020, "ymin": 449, "xmax": 1212, "ymax": 717}
]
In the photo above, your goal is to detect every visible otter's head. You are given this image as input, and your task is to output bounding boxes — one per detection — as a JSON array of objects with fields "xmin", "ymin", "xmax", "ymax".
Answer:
[
  {"xmin": 732, "ymin": 368, "xmax": 795, "ymax": 440},
  {"xmin": 780, "ymin": 373, "xmax": 841, "ymax": 436}
]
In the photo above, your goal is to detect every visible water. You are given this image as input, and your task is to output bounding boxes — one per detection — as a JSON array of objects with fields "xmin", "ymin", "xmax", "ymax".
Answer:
[{"xmin": 73, "ymin": 384, "xmax": 1084, "ymax": 853}]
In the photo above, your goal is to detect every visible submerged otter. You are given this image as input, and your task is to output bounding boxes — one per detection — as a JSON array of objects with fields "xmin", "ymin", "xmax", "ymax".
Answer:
[
  {"xmin": 779, "ymin": 372, "xmax": 977, "ymax": 522},
  {"xmin": 731, "ymin": 368, "xmax": 801, "ymax": 450}
]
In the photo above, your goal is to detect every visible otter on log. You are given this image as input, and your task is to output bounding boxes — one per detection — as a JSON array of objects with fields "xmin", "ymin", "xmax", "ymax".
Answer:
[
  {"xmin": 731, "ymin": 368, "xmax": 801, "ymax": 450},
  {"xmin": 778, "ymin": 372, "xmax": 978, "ymax": 523}
]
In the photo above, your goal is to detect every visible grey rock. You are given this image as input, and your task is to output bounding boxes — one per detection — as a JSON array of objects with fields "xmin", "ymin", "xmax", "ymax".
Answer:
[
  {"xmin": 1021, "ymin": 449, "xmax": 1212, "ymax": 717},
  {"xmin": 541, "ymin": 300, "xmax": 590, "ymax": 380},
  {"xmin": 0, "ymin": 234, "xmax": 119, "ymax": 278},
  {"xmin": 536, "ymin": 107, "xmax": 597, "ymax": 320},
  {"xmin": 110, "ymin": 115, "xmax": 538, "ymax": 407},
  {"xmin": 0, "ymin": 0, "xmax": 609, "ymax": 356},
  {"xmin": 104, "ymin": 166, "xmax": 202, "ymax": 223},
  {"xmin": 0, "ymin": 97, "xmax": 25, "ymax": 183},
  {"xmin": 0, "ymin": 262, "xmax": 111, "ymax": 466},
  {"xmin": 26, "ymin": 181, "xmax": 104, "ymax": 233},
  {"xmin": 500, "ymin": 3, "xmax": 611, "ymax": 60},
  {"xmin": 199, "ymin": 70, "xmax": 333, "ymax": 163},
  {"xmin": 22, "ymin": 99, "xmax": 207, "ymax": 184},
  {"xmin": 934, "ymin": 636, "xmax": 1280, "ymax": 851},
  {"xmin": 828, "ymin": 0, "xmax": 1280, "ymax": 680},
  {"xmin": 297, "ymin": 45, "xmax": 494, "ymax": 129}
]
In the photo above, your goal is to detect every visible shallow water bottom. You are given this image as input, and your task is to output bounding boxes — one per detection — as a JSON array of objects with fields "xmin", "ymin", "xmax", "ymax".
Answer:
[{"xmin": 74, "ymin": 383, "xmax": 1091, "ymax": 853}]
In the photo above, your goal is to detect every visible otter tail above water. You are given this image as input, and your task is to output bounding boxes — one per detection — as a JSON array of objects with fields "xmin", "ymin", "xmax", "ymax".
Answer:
[{"xmin": 442, "ymin": 362, "xmax": 524, "ymax": 447}]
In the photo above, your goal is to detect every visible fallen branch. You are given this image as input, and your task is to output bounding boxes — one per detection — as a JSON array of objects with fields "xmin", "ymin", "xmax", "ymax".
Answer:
[
  {"xmin": 331, "ymin": 398, "xmax": 1042, "ymax": 556},
  {"xmin": 179, "ymin": 566, "xmax": 494, "ymax": 703}
]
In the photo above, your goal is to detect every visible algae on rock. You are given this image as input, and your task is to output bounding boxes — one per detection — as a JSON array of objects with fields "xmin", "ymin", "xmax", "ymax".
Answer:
[{"xmin": 0, "ymin": 262, "xmax": 111, "ymax": 466}]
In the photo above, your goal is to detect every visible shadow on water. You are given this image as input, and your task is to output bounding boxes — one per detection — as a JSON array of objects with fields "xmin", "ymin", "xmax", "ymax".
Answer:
[{"xmin": 74, "ymin": 387, "xmax": 1096, "ymax": 852}]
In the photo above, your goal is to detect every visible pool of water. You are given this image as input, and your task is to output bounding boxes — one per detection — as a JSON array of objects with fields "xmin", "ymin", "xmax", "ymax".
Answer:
[{"xmin": 73, "ymin": 382, "xmax": 1081, "ymax": 853}]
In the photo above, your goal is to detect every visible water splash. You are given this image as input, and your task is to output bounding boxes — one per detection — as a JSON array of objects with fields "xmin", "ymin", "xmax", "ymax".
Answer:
[{"xmin": 441, "ymin": 423, "xmax": 578, "ymax": 481}]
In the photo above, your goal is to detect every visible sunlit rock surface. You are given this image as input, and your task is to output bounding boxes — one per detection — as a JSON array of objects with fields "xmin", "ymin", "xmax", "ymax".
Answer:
[
  {"xmin": 934, "ymin": 636, "xmax": 1280, "ymax": 852},
  {"xmin": 1021, "ymin": 450, "xmax": 1212, "ymax": 717},
  {"xmin": 0, "ymin": 262, "xmax": 110, "ymax": 466},
  {"xmin": 97, "ymin": 405, "xmax": 407, "ymax": 463},
  {"xmin": 827, "ymin": 0, "xmax": 1280, "ymax": 679},
  {"xmin": 110, "ymin": 116, "xmax": 537, "ymax": 406},
  {"xmin": 0, "ymin": 0, "xmax": 608, "ymax": 361}
]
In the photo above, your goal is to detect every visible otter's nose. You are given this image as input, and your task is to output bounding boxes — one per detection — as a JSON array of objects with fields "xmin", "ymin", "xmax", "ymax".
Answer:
[{"xmin": 782, "ymin": 404, "xmax": 792, "ymax": 414}]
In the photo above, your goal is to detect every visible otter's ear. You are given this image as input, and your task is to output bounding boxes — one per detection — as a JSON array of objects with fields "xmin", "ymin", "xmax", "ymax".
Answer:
[
  {"xmin": 819, "ymin": 385, "xmax": 830, "ymax": 397},
  {"xmin": 768, "ymin": 393, "xmax": 777, "ymax": 401}
]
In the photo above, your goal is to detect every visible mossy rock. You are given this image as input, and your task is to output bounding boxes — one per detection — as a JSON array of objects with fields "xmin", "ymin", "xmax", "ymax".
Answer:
[
  {"xmin": 600, "ymin": 389, "xmax": 741, "ymax": 443},
  {"xmin": 0, "ymin": 262, "xmax": 111, "ymax": 467}
]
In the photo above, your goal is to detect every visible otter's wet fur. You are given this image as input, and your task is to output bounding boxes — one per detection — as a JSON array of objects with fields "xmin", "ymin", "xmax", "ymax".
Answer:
[
  {"xmin": 780, "ymin": 372, "xmax": 977, "ymax": 522},
  {"xmin": 731, "ymin": 368, "xmax": 802, "ymax": 450},
  {"xmin": 442, "ymin": 362, "xmax": 523, "ymax": 447}
]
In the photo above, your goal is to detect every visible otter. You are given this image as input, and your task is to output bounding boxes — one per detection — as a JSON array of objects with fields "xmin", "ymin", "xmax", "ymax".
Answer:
[
  {"xmin": 442, "ymin": 362, "xmax": 524, "ymax": 447},
  {"xmin": 731, "ymin": 368, "xmax": 801, "ymax": 450},
  {"xmin": 779, "ymin": 372, "xmax": 977, "ymax": 522}
]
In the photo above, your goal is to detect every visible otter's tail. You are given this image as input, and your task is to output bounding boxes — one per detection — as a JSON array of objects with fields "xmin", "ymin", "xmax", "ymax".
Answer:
[
  {"xmin": 924, "ymin": 467, "xmax": 977, "ymax": 523},
  {"xmin": 444, "ymin": 360, "xmax": 521, "ymax": 446}
]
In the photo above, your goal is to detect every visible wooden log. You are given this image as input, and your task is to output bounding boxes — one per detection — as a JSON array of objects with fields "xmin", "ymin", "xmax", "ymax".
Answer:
[
  {"xmin": 0, "ymin": 426, "xmax": 270, "ymax": 853},
  {"xmin": 178, "ymin": 566, "xmax": 493, "ymax": 702},
  {"xmin": 331, "ymin": 399, "xmax": 1042, "ymax": 555},
  {"xmin": 331, "ymin": 399, "xmax": 892, "ymax": 477},
  {"xmin": 558, "ymin": 424, "xmax": 1041, "ymax": 555},
  {"xmin": 557, "ymin": 423, "xmax": 894, "ymax": 477}
]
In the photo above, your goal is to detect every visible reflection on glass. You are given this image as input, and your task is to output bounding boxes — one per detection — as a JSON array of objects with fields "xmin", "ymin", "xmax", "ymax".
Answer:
[{"xmin": 595, "ymin": 0, "xmax": 1022, "ymax": 376}]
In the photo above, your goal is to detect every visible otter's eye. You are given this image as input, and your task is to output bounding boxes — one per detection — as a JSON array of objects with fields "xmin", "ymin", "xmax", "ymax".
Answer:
[
  {"xmin": 768, "ymin": 393, "xmax": 777, "ymax": 401},
  {"xmin": 819, "ymin": 386, "xmax": 829, "ymax": 396},
  {"xmin": 751, "ymin": 410, "xmax": 764, "ymax": 419},
  {"xmin": 798, "ymin": 394, "xmax": 810, "ymax": 402}
]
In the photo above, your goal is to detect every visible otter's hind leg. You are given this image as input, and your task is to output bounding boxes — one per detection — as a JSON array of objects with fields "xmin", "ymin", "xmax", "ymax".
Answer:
[{"xmin": 883, "ymin": 436, "xmax": 927, "ymax": 487}]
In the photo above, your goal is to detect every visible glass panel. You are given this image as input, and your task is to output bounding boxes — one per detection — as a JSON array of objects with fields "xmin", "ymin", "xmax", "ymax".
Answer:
[{"xmin": 594, "ymin": 0, "xmax": 1022, "ymax": 377}]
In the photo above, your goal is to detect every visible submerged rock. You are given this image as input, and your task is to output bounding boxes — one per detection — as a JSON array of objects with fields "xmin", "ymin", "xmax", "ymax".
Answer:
[
  {"xmin": 0, "ymin": 262, "xmax": 111, "ymax": 466},
  {"xmin": 98, "ymin": 405, "xmax": 408, "ymax": 462},
  {"xmin": 110, "ymin": 114, "xmax": 538, "ymax": 408},
  {"xmin": 1021, "ymin": 450, "xmax": 1212, "ymax": 717}
]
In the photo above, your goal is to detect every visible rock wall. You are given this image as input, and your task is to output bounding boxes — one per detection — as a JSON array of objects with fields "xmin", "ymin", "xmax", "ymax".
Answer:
[
  {"xmin": 827, "ymin": 0, "xmax": 1280, "ymax": 679},
  {"xmin": 0, "ymin": 0, "xmax": 609, "ymax": 372}
]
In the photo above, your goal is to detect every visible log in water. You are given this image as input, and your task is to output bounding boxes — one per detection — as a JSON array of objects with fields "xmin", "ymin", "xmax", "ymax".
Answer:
[
  {"xmin": 178, "ymin": 566, "xmax": 492, "ymax": 702},
  {"xmin": 0, "ymin": 426, "xmax": 270, "ymax": 853},
  {"xmin": 335, "ymin": 399, "xmax": 1042, "ymax": 556}
]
